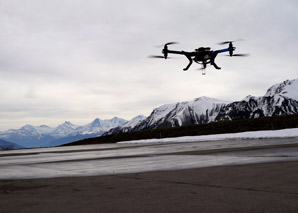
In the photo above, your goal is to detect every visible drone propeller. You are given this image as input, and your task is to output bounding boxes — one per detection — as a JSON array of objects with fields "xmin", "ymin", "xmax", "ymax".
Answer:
[
  {"xmin": 232, "ymin": 53, "xmax": 249, "ymax": 57},
  {"xmin": 148, "ymin": 55, "xmax": 173, "ymax": 59},
  {"xmin": 218, "ymin": 39, "xmax": 244, "ymax": 45},
  {"xmin": 223, "ymin": 53, "xmax": 249, "ymax": 57},
  {"xmin": 165, "ymin": 41, "xmax": 179, "ymax": 46},
  {"xmin": 154, "ymin": 42, "xmax": 179, "ymax": 48}
]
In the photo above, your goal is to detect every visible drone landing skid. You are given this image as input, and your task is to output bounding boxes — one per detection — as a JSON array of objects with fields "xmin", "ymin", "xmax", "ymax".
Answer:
[{"xmin": 202, "ymin": 68, "xmax": 206, "ymax": 75}]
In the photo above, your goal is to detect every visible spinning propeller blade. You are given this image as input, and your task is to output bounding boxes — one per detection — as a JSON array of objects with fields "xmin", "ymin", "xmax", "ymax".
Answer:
[
  {"xmin": 154, "ymin": 42, "xmax": 179, "ymax": 48},
  {"xmin": 223, "ymin": 53, "xmax": 249, "ymax": 57},
  {"xmin": 148, "ymin": 55, "xmax": 173, "ymax": 59},
  {"xmin": 218, "ymin": 39, "xmax": 244, "ymax": 45},
  {"xmin": 232, "ymin": 53, "xmax": 249, "ymax": 57},
  {"xmin": 165, "ymin": 42, "xmax": 179, "ymax": 46},
  {"xmin": 148, "ymin": 55, "xmax": 165, "ymax": 58}
]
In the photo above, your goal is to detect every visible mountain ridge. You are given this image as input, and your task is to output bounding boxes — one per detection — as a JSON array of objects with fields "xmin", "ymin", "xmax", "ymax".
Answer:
[
  {"xmin": 106, "ymin": 78, "xmax": 298, "ymax": 135},
  {"xmin": 0, "ymin": 117, "xmax": 128, "ymax": 148}
]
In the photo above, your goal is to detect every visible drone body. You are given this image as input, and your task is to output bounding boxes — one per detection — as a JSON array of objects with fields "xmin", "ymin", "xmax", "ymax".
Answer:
[{"xmin": 150, "ymin": 41, "xmax": 248, "ymax": 74}]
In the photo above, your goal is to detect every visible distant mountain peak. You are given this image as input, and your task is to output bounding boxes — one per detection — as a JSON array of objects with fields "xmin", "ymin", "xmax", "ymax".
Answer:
[
  {"xmin": 21, "ymin": 124, "xmax": 34, "ymax": 130},
  {"xmin": 194, "ymin": 96, "xmax": 215, "ymax": 101},
  {"xmin": 91, "ymin": 118, "xmax": 101, "ymax": 126},
  {"xmin": 0, "ymin": 117, "xmax": 127, "ymax": 148}
]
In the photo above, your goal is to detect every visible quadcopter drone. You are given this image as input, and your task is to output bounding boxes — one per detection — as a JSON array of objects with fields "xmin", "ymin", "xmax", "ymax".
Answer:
[{"xmin": 149, "ymin": 40, "xmax": 248, "ymax": 74}]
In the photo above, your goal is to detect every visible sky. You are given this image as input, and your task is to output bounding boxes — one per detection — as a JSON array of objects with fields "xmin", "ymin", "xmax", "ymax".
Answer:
[{"xmin": 0, "ymin": 0, "xmax": 298, "ymax": 131}]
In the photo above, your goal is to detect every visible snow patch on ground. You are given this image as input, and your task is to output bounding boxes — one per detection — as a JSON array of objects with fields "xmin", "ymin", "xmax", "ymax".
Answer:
[{"xmin": 118, "ymin": 128, "xmax": 298, "ymax": 144}]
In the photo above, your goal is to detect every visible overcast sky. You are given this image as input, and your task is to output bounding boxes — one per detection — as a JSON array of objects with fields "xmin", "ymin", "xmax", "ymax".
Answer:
[{"xmin": 0, "ymin": 0, "xmax": 298, "ymax": 131}]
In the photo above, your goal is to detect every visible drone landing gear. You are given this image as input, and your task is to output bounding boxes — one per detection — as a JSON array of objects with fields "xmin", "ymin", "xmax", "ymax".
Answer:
[
  {"xmin": 202, "ymin": 68, "xmax": 206, "ymax": 75},
  {"xmin": 202, "ymin": 62, "xmax": 206, "ymax": 75},
  {"xmin": 183, "ymin": 52, "xmax": 193, "ymax": 71},
  {"xmin": 210, "ymin": 52, "xmax": 221, "ymax": 70},
  {"xmin": 211, "ymin": 62, "xmax": 221, "ymax": 70}
]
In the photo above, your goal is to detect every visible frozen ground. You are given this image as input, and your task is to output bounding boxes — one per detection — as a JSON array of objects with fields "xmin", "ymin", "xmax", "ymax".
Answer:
[
  {"xmin": 119, "ymin": 128, "xmax": 298, "ymax": 144},
  {"xmin": 0, "ymin": 128, "xmax": 298, "ymax": 180}
]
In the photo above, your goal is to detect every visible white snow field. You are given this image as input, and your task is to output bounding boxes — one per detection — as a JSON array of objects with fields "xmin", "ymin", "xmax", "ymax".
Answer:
[{"xmin": 118, "ymin": 128, "xmax": 298, "ymax": 144}]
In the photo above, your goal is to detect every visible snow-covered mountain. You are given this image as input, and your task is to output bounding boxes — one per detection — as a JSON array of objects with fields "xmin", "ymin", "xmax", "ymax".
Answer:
[
  {"xmin": 51, "ymin": 121, "xmax": 78, "ymax": 138},
  {"xmin": 105, "ymin": 97, "xmax": 229, "ymax": 135},
  {"xmin": 104, "ymin": 115, "xmax": 146, "ymax": 136},
  {"xmin": 216, "ymin": 79, "xmax": 298, "ymax": 120},
  {"xmin": 134, "ymin": 97, "xmax": 229, "ymax": 130},
  {"xmin": 0, "ymin": 124, "xmax": 57, "ymax": 148},
  {"xmin": 49, "ymin": 117, "xmax": 129, "ymax": 146},
  {"xmin": 107, "ymin": 78, "xmax": 298, "ymax": 135},
  {"xmin": 0, "ymin": 117, "xmax": 127, "ymax": 148},
  {"xmin": 75, "ymin": 117, "xmax": 127, "ymax": 135}
]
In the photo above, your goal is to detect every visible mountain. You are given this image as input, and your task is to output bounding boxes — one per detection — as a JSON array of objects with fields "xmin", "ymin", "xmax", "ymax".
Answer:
[
  {"xmin": 104, "ymin": 115, "xmax": 146, "ymax": 136},
  {"xmin": 50, "ymin": 117, "xmax": 128, "ymax": 146},
  {"xmin": 0, "ymin": 139, "xmax": 24, "ymax": 150},
  {"xmin": 105, "ymin": 97, "xmax": 229, "ymax": 135},
  {"xmin": 0, "ymin": 125, "xmax": 56, "ymax": 148},
  {"xmin": 134, "ymin": 97, "xmax": 229, "ymax": 130},
  {"xmin": 216, "ymin": 79, "xmax": 298, "ymax": 120},
  {"xmin": 0, "ymin": 117, "xmax": 127, "ymax": 148},
  {"xmin": 106, "ymin": 78, "xmax": 298, "ymax": 135},
  {"xmin": 51, "ymin": 121, "xmax": 78, "ymax": 138},
  {"xmin": 75, "ymin": 117, "xmax": 127, "ymax": 135}
]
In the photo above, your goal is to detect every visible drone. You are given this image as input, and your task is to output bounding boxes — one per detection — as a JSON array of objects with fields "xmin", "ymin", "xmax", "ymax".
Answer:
[{"xmin": 149, "ymin": 40, "xmax": 249, "ymax": 74}]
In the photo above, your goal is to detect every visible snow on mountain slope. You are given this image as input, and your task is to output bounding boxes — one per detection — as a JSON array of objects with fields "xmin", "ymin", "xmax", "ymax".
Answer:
[
  {"xmin": 104, "ymin": 115, "xmax": 146, "ymax": 135},
  {"xmin": 51, "ymin": 121, "xmax": 78, "ymax": 137},
  {"xmin": 121, "ymin": 115, "xmax": 146, "ymax": 131},
  {"xmin": 133, "ymin": 96, "xmax": 230, "ymax": 130},
  {"xmin": 215, "ymin": 79, "xmax": 298, "ymax": 121},
  {"xmin": 75, "ymin": 117, "xmax": 127, "ymax": 135},
  {"xmin": 265, "ymin": 78, "xmax": 298, "ymax": 101}
]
